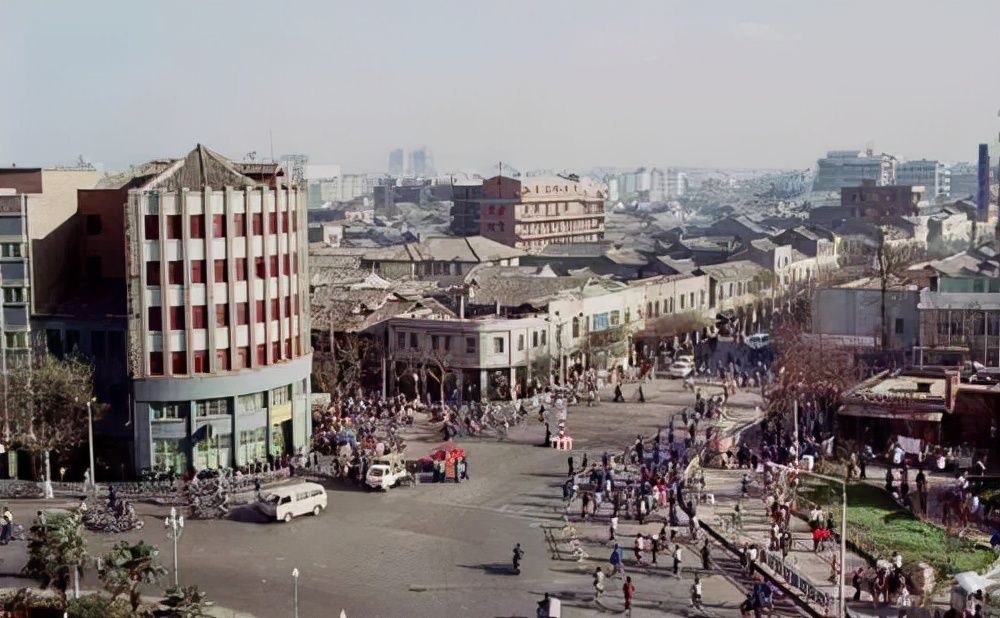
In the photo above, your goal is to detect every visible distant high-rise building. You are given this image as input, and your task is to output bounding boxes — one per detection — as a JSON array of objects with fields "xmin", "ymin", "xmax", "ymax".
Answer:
[
  {"xmin": 279, "ymin": 154, "xmax": 309, "ymax": 186},
  {"xmin": 978, "ymin": 144, "xmax": 991, "ymax": 220},
  {"xmin": 813, "ymin": 150, "xmax": 897, "ymax": 191},
  {"xmin": 896, "ymin": 159, "xmax": 949, "ymax": 199},
  {"xmin": 675, "ymin": 172, "xmax": 689, "ymax": 197},
  {"xmin": 388, "ymin": 149, "xmax": 404, "ymax": 176},
  {"xmin": 408, "ymin": 147, "xmax": 434, "ymax": 177}
]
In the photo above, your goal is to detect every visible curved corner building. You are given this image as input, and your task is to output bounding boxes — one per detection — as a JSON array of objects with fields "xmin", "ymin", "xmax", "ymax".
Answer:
[{"xmin": 125, "ymin": 146, "xmax": 311, "ymax": 473}]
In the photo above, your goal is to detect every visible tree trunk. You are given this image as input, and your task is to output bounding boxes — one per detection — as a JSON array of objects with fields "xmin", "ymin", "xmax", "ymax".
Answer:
[{"xmin": 43, "ymin": 449, "xmax": 53, "ymax": 499}]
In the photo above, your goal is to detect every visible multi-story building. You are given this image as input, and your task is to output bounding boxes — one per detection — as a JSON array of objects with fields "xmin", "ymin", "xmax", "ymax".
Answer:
[
  {"xmin": 841, "ymin": 181, "xmax": 923, "ymax": 219},
  {"xmin": 813, "ymin": 150, "xmax": 897, "ymax": 191},
  {"xmin": 388, "ymin": 149, "xmax": 405, "ymax": 176},
  {"xmin": 40, "ymin": 145, "xmax": 316, "ymax": 475},
  {"xmin": 917, "ymin": 248, "xmax": 1000, "ymax": 366},
  {"xmin": 478, "ymin": 175, "xmax": 606, "ymax": 252},
  {"xmin": 408, "ymin": 147, "xmax": 434, "ymax": 177},
  {"xmin": 896, "ymin": 159, "xmax": 949, "ymax": 199},
  {"xmin": 450, "ymin": 181, "xmax": 486, "ymax": 236},
  {"xmin": 0, "ymin": 190, "xmax": 32, "ymax": 370}
]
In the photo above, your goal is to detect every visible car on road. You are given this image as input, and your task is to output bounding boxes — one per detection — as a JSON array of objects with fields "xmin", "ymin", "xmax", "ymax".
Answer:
[
  {"xmin": 365, "ymin": 454, "xmax": 410, "ymax": 490},
  {"xmin": 257, "ymin": 481, "xmax": 327, "ymax": 522},
  {"xmin": 746, "ymin": 333, "xmax": 771, "ymax": 349},
  {"xmin": 669, "ymin": 359, "xmax": 694, "ymax": 378}
]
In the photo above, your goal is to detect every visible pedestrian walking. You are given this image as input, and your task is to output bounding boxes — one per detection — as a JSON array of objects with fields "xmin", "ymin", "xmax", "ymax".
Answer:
[
  {"xmin": 623, "ymin": 576, "xmax": 635, "ymax": 613},
  {"xmin": 672, "ymin": 544, "xmax": 683, "ymax": 578},
  {"xmin": 613, "ymin": 383, "xmax": 624, "ymax": 402},
  {"xmin": 690, "ymin": 574, "xmax": 703, "ymax": 609},
  {"xmin": 701, "ymin": 539, "xmax": 711, "ymax": 570},
  {"xmin": 593, "ymin": 567, "xmax": 605, "ymax": 600},
  {"xmin": 609, "ymin": 516, "xmax": 618, "ymax": 541},
  {"xmin": 610, "ymin": 543, "xmax": 624, "ymax": 578},
  {"xmin": 852, "ymin": 567, "xmax": 864, "ymax": 602},
  {"xmin": 650, "ymin": 535, "xmax": 659, "ymax": 565},
  {"xmin": 637, "ymin": 385, "xmax": 645, "ymax": 403}
]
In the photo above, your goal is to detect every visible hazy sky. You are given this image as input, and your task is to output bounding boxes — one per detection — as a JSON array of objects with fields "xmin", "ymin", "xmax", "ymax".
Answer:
[{"xmin": 3, "ymin": 0, "xmax": 1000, "ymax": 173}]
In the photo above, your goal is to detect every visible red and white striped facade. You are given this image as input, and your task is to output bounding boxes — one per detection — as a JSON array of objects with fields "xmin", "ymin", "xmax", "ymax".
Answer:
[{"xmin": 128, "ymin": 185, "xmax": 309, "ymax": 378}]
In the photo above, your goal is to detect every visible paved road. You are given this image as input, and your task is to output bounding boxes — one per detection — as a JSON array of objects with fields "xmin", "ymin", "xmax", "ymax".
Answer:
[{"xmin": 0, "ymin": 377, "xmax": 777, "ymax": 617}]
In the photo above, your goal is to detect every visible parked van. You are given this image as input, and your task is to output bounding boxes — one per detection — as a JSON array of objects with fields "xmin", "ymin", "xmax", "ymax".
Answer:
[
  {"xmin": 256, "ymin": 482, "xmax": 327, "ymax": 523},
  {"xmin": 746, "ymin": 333, "xmax": 771, "ymax": 349}
]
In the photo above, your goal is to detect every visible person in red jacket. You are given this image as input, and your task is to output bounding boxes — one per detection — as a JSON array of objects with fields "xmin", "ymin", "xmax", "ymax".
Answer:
[{"xmin": 623, "ymin": 576, "xmax": 635, "ymax": 612}]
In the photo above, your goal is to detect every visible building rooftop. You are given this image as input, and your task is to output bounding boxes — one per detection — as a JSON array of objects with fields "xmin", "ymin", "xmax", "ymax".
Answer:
[
  {"xmin": 466, "ymin": 267, "xmax": 591, "ymax": 308},
  {"xmin": 98, "ymin": 144, "xmax": 284, "ymax": 191},
  {"xmin": 697, "ymin": 260, "xmax": 766, "ymax": 281},
  {"xmin": 924, "ymin": 248, "xmax": 1000, "ymax": 278},
  {"xmin": 362, "ymin": 236, "xmax": 524, "ymax": 263}
]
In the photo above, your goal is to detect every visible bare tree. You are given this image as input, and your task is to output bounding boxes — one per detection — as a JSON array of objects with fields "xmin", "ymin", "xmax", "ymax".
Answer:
[{"xmin": 869, "ymin": 227, "xmax": 924, "ymax": 350}]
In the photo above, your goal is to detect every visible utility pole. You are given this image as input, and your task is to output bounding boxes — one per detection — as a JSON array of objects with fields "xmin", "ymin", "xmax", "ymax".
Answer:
[{"xmin": 164, "ymin": 506, "xmax": 184, "ymax": 587}]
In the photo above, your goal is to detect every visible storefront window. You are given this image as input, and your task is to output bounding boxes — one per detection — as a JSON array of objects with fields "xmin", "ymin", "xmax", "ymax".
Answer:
[
  {"xmin": 193, "ymin": 433, "xmax": 232, "ymax": 470},
  {"xmin": 153, "ymin": 438, "xmax": 187, "ymax": 475},
  {"xmin": 238, "ymin": 427, "xmax": 267, "ymax": 465},
  {"xmin": 152, "ymin": 402, "xmax": 188, "ymax": 421},
  {"xmin": 237, "ymin": 392, "xmax": 264, "ymax": 415},
  {"xmin": 195, "ymin": 398, "xmax": 231, "ymax": 417}
]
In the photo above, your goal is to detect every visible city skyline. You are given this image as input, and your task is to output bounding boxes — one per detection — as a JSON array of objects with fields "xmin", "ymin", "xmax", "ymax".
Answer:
[{"xmin": 3, "ymin": 1, "xmax": 1000, "ymax": 173}]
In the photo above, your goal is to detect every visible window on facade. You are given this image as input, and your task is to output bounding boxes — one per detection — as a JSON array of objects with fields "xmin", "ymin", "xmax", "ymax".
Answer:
[
  {"xmin": 271, "ymin": 385, "xmax": 292, "ymax": 406},
  {"xmin": 249, "ymin": 213, "xmax": 263, "ymax": 235},
  {"xmin": 2, "ymin": 287, "xmax": 24, "ymax": 303},
  {"xmin": 689, "ymin": 292, "xmax": 695, "ymax": 308},
  {"xmin": 269, "ymin": 255, "xmax": 279, "ymax": 276},
  {"xmin": 216, "ymin": 348, "xmax": 230, "ymax": 371},
  {"xmin": 152, "ymin": 402, "xmax": 188, "ymax": 421},
  {"xmin": 213, "ymin": 259, "xmax": 227, "ymax": 283},
  {"xmin": 255, "ymin": 300, "xmax": 265, "ymax": 323},
  {"xmin": 0, "ymin": 243, "xmax": 22, "ymax": 258},
  {"xmin": 233, "ymin": 213, "xmax": 246, "ymax": 237},
  {"xmin": 4, "ymin": 331, "xmax": 27, "ymax": 349},
  {"xmin": 268, "ymin": 213, "xmax": 278, "ymax": 234},
  {"xmin": 148, "ymin": 306, "xmax": 162, "ymax": 330},
  {"xmin": 195, "ymin": 398, "xmax": 231, "ymax": 417},
  {"xmin": 397, "ymin": 332, "xmax": 406, "ymax": 349},
  {"xmin": 431, "ymin": 335, "xmax": 439, "ymax": 350},
  {"xmin": 572, "ymin": 317, "xmax": 580, "ymax": 338},
  {"xmin": 270, "ymin": 298, "xmax": 279, "ymax": 317},
  {"xmin": 166, "ymin": 215, "xmax": 182, "ymax": 239},
  {"xmin": 192, "ymin": 305, "xmax": 207, "ymax": 329},
  {"xmin": 171, "ymin": 351, "xmax": 186, "ymax": 374},
  {"xmin": 532, "ymin": 332, "xmax": 539, "ymax": 347},
  {"xmin": 654, "ymin": 301, "xmax": 660, "ymax": 317},
  {"xmin": 213, "ymin": 215, "xmax": 226, "ymax": 238},
  {"xmin": 153, "ymin": 439, "xmax": 186, "ymax": 475},
  {"xmin": 409, "ymin": 333, "xmax": 418, "ymax": 348},
  {"xmin": 168, "ymin": 261, "xmax": 184, "ymax": 285},
  {"xmin": 235, "ymin": 258, "xmax": 247, "ymax": 281},
  {"xmin": 466, "ymin": 337, "xmax": 476, "ymax": 353},
  {"xmin": 610, "ymin": 310, "xmax": 621, "ymax": 326},
  {"xmin": 593, "ymin": 312, "xmax": 609, "ymax": 331},
  {"xmin": 189, "ymin": 215, "xmax": 204, "ymax": 238},
  {"xmin": 215, "ymin": 304, "xmax": 229, "ymax": 327},
  {"xmin": 680, "ymin": 295, "xmax": 685, "ymax": 310},
  {"xmin": 236, "ymin": 346, "xmax": 250, "ymax": 369},
  {"xmin": 169, "ymin": 306, "xmax": 185, "ymax": 330},
  {"xmin": 191, "ymin": 260, "xmax": 205, "ymax": 284},
  {"xmin": 271, "ymin": 341, "xmax": 280, "ymax": 360},
  {"xmin": 283, "ymin": 254, "xmax": 291, "ymax": 276},
  {"xmin": 236, "ymin": 302, "xmax": 249, "ymax": 325},
  {"xmin": 237, "ymin": 392, "xmax": 263, "ymax": 415},
  {"xmin": 149, "ymin": 352, "xmax": 163, "ymax": 375},
  {"xmin": 493, "ymin": 337, "xmax": 504, "ymax": 354},
  {"xmin": 193, "ymin": 350, "xmax": 209, "ymax": 373},
  {"xmin": 540, "ymin": 330, "xmax": 547, "ymax": 345},
  {"xmin": 517, "ymin": 334, "xmax": 524, "ymax": 351},
  {"xmin": 144, "ymin": 215, "xmax": 160, "ymax": 239},
  {"xmin": 895, "ymin": 318, "xmax": 904, "ymax": 335},
  {"xmin": 254, "ymin": 257, "xmax": 266, "ymax": 278},
  {"xmin": 85, "ymin": 214, "xmax": 102, "ymax": 235}
]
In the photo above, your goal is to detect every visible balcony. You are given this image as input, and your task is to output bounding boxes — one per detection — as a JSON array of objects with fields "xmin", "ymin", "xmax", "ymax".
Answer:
[
  {"xmin": 516, "ymin": 225, "xmax": 605, "ymax": 241},
  {"xmin": 515, "ymin": 210, "xmax": 605, "ymax": 223}
]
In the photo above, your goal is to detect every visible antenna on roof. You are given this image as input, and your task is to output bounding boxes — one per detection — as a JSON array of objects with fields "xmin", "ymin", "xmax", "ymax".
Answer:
[{"xmin": 269, "ymin": 128, "xmax": 275, "ymax": 163}]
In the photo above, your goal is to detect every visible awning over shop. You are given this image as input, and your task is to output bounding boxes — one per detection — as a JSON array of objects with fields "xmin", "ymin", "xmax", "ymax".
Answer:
[{"xmin": 838, "ymin": 405, "xmax": 943, "ymax": 422}]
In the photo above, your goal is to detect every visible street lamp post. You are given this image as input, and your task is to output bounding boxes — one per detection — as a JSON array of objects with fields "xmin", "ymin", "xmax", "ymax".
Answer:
[
  {"xmin": 292, "ymin": 568, "xmax": 300, "ymax": 618},
  {"xmin": 163, "ymin": 506, "xmax": 184, "ymax": 587},
  {"xmin": 86, "ymin": 398, "xmax": 96, "ymax": 497}
]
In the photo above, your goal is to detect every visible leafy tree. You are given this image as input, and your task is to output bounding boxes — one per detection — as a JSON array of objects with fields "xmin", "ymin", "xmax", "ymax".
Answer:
[
  {"xmin": 22, "ymin": 510, "xmax": 88, "ymax": 606},
  {"xmin": 99, "ymin": 540, "xmax": 167, "ymax": 612},
  {"xmin": 156, "ymin": 585, "xmax": 214, "ymax": 618},
  {"xmin": 5, "ymin": 351, "xmax": 99, "ymax": 492}
]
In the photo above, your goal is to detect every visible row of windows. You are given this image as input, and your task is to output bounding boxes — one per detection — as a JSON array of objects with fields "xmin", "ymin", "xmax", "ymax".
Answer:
[
  {"xmin": 397, "ymin": 331, "xmax": 549, "ymax": 355},
  {"xmin": 148, "ymin": 297, "xmax": 299, "ymax": 330},
  {"xmin": 2, "ymin": 287, "xmax": 25, "ymax": 303},
  {"xmin": 144, "ymin": 212, "xmax": 296, "ymax": 241},
  {"xmin": 148, "ymin": 338, "xmax": 300, "ymax": 375},
  {"xmin": 0, "ymin": 243, "xmax": 22, "ymax": 258},
  {"xmin": 4, "ymin": 331, "xmax": 27, "ymax": 349},
  {"xmin": 145, "ymin": 256, "xmax": 296, "ymax": 286},
  {"xmin": 152, "ymin": 388, "xmax": 295, "ymax": 421}
]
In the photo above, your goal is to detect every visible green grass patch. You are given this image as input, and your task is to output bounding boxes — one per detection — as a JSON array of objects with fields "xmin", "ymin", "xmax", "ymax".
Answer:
[{"xmin": 800, "ymin": 483, "xmax": 995, "ymax": 576}]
